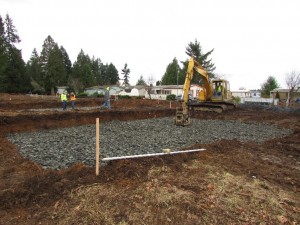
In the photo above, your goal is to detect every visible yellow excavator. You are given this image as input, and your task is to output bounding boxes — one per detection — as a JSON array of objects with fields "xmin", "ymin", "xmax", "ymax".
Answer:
[{"xmin": 175, "ymin": 57, "xmax": 235, "ymax": 126}]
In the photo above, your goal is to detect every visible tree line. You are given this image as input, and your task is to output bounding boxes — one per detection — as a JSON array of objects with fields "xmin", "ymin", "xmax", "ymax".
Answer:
[
  {"xmin": 0, "ymin": 14, "xmax": 121, "ymax": 94},
  {"xmin": 0, "ymin": 14, "xmax": 219, "ymax": 95}
]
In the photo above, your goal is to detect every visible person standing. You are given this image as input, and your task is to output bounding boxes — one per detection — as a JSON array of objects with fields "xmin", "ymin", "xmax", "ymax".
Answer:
[
  {"xmin": 103, "ymin": 87, "xmax": 110, "ymax": 109},
  {"xmin": 61, "ymin": 90, "xmax": 68, "ymax": 110},
  {"xmin": 70, "ymin": 92, "xmax": 76, "ymax": 109}
]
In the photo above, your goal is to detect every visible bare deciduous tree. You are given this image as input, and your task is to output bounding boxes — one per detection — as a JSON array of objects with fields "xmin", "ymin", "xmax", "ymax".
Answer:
[
  {"xmin": 146, "ymin": 75, "xmax": 155, "ymax": 99},
  {"xmin": 285, "ymin": 70, "xmax": 300, "ymax": 106}
]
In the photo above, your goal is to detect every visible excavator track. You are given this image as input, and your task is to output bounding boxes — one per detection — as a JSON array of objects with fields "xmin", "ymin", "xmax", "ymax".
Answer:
[{"xmin": 188, "ymin": 101, "xmax": 236, "ymax": 113}]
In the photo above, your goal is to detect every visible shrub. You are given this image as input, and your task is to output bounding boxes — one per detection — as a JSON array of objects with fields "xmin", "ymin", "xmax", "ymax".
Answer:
[
  {"xmin": 76, "ymin": 92, "xmax": 88, "ymax": 98},
  {"xmin": 92, "ymin": 92, "xmax": 103, "ymax": 98},
  {"xmin": 232, "ymin": 96, "xmax": 241, "ymax": 104},
  {"xmin": 166, "ymin": 94, "xmax": 176, "ymax": 101},
  {"xmin": 118, "ymin": 95, "xmax": 131, "ymax": 99}
]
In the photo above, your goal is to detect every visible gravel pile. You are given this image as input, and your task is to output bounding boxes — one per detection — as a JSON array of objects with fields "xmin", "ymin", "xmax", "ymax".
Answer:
[{"xmin": 7, "ymin": 117, "xmax": 292, "ymax": 170}]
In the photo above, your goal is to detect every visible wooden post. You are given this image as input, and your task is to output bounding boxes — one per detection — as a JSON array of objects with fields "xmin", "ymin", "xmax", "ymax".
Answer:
[
  {"xmin": 169, "ymin": 101, "xmax": 171, "ymax": 109},
  {"xmin": 96, "ymin": 118, "xmax": 100, "ymax": 176}
]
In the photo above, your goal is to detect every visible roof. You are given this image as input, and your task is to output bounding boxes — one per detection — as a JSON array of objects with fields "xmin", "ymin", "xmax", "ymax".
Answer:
[
  {"xmin": 152, "ymin": 85, "xmax": 183, "ymax": 90},
  {"xmin": 85, "ymin": 86, "xmax": 123, "ymax": 90},
  {"xmin": 270, "ymin": 88, "xmax": 300, "ymax": 93},
  {"xmin": 231, "ymin": 90, "xmax": 251, "ymax": 93},
  {"xmin": 250, "ymin": 89, "xmax": 261, "ymax": 92},
  {"xmin": 152, "ymin": 84, "xmax": 201, "ymax": 90}
]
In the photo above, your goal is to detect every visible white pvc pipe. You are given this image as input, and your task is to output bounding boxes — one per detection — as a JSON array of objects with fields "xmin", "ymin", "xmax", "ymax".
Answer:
[{"xmin": 101, "ymin": 148, "xmax": 206, "ymax": 162}]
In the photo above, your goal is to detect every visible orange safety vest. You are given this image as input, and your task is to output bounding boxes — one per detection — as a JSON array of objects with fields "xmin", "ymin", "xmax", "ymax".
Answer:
[{"xmin": 70, "ymin": 94, "xmax": 76, "ymax": 101}]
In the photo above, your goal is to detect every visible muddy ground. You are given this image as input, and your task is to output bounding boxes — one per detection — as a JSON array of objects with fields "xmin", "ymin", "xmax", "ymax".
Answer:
[{"xmin": 0, "ymin": 94, "xmax": 299, "ymax": 225}]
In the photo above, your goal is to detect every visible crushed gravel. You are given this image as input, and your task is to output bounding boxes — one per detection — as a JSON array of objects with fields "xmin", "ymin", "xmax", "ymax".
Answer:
[{"xmin": 7, "ymin": 117, "xmax": 292, "ymax": 170}]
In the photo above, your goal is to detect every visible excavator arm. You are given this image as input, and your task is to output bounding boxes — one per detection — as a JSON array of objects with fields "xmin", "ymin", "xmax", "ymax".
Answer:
[
  {"xmin": 176, "ymin": 57, "xmax": 212, "ymax": 126},
  {"xmin": 175, "ymin": 58, "xmax": 194, "ymax": 126}
]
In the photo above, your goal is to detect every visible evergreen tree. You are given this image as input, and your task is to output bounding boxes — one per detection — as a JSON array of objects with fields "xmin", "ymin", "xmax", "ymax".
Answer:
[
  {"xmin": 184, "ymin": 39, "xmax": 216, "ymax": 82},
  {"xmin": 161, "ymin": 58, "xmax": 180, "ymax": 85},
  {"xmin": 82, "ymin": 63, "xmax": 94, "ymax": 87},
  {"xmin": 0, "ymin": 14, "xmax": 31, "ymax": 93},
  {"xmin": 106, "ymin": 63, "xmax": 119, "ymax": 85},
  {"xmin": 261, "ymin": 76, "xmax": 279, "ymax": 97},
  {"xmin": 46, "ymin": 44, "xmax": 67, "ymax": 94},
  {"xmin": 91, "ymin": 56, "xmax": 103, "ymax": 85},
  {"xmin": 100, "ymin": 63, "xmax": 109, "ymax": 85},
  {"xmin": 60, "ymin": 46, "xmax": 72, "ymax": 82},
  {"xmin": 25, "ymin": 49, "xmax": 42, "ymax": 93},
  {"xmin": 71, "ymin": 49, "xmax": 95, "ymax": 92},
  {"xmin": 39, "ymin": 35, "xmax": 56, "ymax": 89},
  {"xmin": 37, "ymin": 36, "xmax": 71, "ymax": 93},
  {"xmin": 0, "ymin": 16, "xmax": 8, "ymax": 87},
  {"xmin": 4, "ymin": 14, "xmax": 20, "ymax": 45},
  {"xmin": 5, "ymin": 47, "xmax": 30, "ymax": 92},
  {"xmin": 121, "ymin": 63, "xmax": 130, "ymax": 85},
  {"xmin": 136, "ymin": 75, "xmax": 147, "ymax": 85}
]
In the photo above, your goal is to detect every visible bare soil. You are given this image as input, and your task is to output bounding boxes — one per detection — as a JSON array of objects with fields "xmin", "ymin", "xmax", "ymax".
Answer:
[{"xmin": 0, "ymin": 94, "xmax": 299, "ymax": 225}]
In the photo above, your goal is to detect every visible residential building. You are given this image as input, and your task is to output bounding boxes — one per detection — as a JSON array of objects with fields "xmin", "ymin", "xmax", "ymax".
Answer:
[
  {"xmin": 84, "ymin": 86, "xmax": 123, "ymax": 96},
  {"xmin": 149, "ymin": 84, "xmax": 202, "ymax": 100},
  {"xmin": 231, "ymin": 90, "xmax": 251, "ymax": 98},
  {"xmin": 250, "ymin": 89, "xmax": 261, "ymax": 98},
  {"xmin": 270, "ymin": 88, "xmax": 300, "ymax": 102},
  {"xmin": 118, "ymin": 86, "xmax": 147, "ymax": 97}
]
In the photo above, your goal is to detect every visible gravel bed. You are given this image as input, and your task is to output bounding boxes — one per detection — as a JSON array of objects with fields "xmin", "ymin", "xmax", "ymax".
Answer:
[{"xmin": 7, "ymin": 117, "xmax": 292, "ymax": 170}]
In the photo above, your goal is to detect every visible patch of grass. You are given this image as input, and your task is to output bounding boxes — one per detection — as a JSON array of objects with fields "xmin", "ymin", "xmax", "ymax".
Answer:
[
  {"xmin": 209, "ymin": 171, "xmax": 299, "ymax": 224},
  {"xmin": 49, "ymin": 159, "xmax": 299, "ymax": 224}
]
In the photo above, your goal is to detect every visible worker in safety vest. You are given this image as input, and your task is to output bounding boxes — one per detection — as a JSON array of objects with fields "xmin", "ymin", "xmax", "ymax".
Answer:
[
  {"xmin": 61, "ymin": 90, "xmax": 68, "ymax": 110},
  {"xmin": 70, "ymin": 92, "xmax": 76, "ymax": 109},
  {"xmin": 217, "ymin": 83, "xmax": 222, "ymax": 96}
]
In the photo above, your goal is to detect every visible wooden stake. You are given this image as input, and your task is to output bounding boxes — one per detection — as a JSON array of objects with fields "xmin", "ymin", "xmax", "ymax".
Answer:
[
  {"xmin": 96, "ymin": 118, "xmax": 100, "ymax": 176},
  {"xmin": 169, "ymin": 101, "xmax": 171, "ymax": 109}
]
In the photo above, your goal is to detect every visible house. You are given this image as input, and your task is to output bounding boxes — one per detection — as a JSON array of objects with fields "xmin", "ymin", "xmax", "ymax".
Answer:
[
  {"xmin": 118, "ymin": 86, "xmax": 147, "ymax": 97},
  {"xmin": 56, "ymin": 86, "xmax": 68, "ymax": 95},
  {"xmin": 231, "ymin": 89, "xmax": 251, "ymax": 98},
  {"xmin": 149, "ymin": 84, "xmax": 202, "ymax": 100},
  {"xmin": 83, "ymin": 84, "xmax": 202, "ymax": 100},
  {"xmin": 84, "ymin": 86, "xmax": 123, "ymax": 96},
  {"xmin": 270, "ymin": 88, "xmax": 300, "ymax": 102},
  {"xmin": 149, "ymin": 85, "xmax": 182, "ymax": 100},
  {"xmin": 250, "ymin": 90, "xmax": 261, "ymax": 98},
  {"xmin": 84, "ymin": 86, "xmax": 101, "ymax": 96},
  {"xmin": 232, "ymin": 89, "xmax": 277, "ymax": 105}
]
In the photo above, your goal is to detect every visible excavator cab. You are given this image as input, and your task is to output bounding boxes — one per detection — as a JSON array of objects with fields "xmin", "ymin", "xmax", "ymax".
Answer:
[{"xmin": 211, "ymin": 79, "xmax": 232, "ymax": 101}]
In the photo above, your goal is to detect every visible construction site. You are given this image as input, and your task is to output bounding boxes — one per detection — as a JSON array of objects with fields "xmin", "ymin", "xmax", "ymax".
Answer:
[{"xmin": 0, "ymin": 93, "xmax": 299, "ymax": 225}]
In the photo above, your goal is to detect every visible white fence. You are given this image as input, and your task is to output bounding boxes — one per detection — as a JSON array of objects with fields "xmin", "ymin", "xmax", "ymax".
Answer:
[
  {"xmin": 145, "ymin": 94, "xmax": 167, "ymax": 100},
  {"xmin": 241, "ymin": 97, "xmax": 278, "ymax": 105}
]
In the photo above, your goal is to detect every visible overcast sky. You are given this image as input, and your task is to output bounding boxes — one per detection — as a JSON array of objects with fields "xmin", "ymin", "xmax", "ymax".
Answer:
[{"xmin": 1, "ymin": 0, "xmax": 299, "ymax": 90}]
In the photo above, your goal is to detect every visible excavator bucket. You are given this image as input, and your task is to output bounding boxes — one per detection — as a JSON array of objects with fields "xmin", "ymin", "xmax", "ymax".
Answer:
[{"xmin": 175, "ymin": 108, "xmax": 191, "ymax": 126}]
